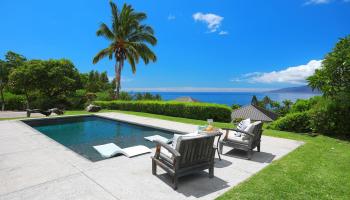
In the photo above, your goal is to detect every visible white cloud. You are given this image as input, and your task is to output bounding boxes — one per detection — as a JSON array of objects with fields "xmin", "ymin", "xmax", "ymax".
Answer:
[
  {"xmin": 304, "ymin": 0, "xmax": 331, "ymax": 5},
  {"xmin": 193, "ymin": 12, "xmax": 223, "ymax": 33},
  {"xmin": 303, "ymin": 0, "xmax": 350, "ymax": 5},
  {"xmin": 232, "ymin": 60, "xmax": 323, "ymax": 85},
  {"xmin": 219, "ymin": 31, "xmax": 229, "ymax": 35},
  {"xmin": 167, "ymin": 14, "xmax": 176, "ymax": 20}
]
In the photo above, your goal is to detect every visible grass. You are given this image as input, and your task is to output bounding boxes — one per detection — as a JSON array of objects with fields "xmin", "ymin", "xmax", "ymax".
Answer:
[
  {"xmin": 217, "ymin": 130, "xmax": 350, "ymax": 200},
  {"xmin": 1, "ymin": 110, "xmax": 349, "ymax": 199}
]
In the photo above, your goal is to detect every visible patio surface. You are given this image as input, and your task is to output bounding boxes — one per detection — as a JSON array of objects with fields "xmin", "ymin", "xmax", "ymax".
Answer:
[
  {"xmin": 0, "ymin": 111, "xmax": 48, "ymax": 119},
  {"xmin": 0, "ymin": 112, "xmax": 304, "ymax": 200}
]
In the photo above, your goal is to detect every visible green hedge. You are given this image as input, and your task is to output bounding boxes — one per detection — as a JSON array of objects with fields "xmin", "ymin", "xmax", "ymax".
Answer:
[
  {"xmin": 94, "ymin": 100, "xmax": 232, "ymax": 122},
  {"xmin": 2, "ymin": 92, "xmax": 26, "ymax": 110},
  {"xmin": 268, "ymin": 112, "xmax": 311, "ymax": 133}
]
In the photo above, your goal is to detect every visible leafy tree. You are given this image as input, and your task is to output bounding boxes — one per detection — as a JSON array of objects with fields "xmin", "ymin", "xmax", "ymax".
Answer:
[
  {"xmin": 8, "ymin": 63, "xmax": 37, "ymax": 108},
  {"xmin": 306, "ymin": 35, "xmax": 350, "ymax": 137},
  {"xmin": 8, "ymin": 59, "xmax": 80, "ymax": 109},
  {"xmin": 251, "ymin": 95, "xmax": 258, "ymax": 105},
  {"xmin": 262, "ymin": 96, "xmax": 272, "ymax": 108},
  {"xmin": 93, "ymin": 1, "xmax": 157, "ymax": 99},
  {"xmin": 119, "ymin": 91, "xmax": 133, "ymax": 101},
  {"xmin": 82, "ymin": 70, "xmax": 112, "ymax": 92},
  {"xmin": 231, "ymin": 104, "xmax": 241, "ymax": 110},
  {"xmin": 0, "ymin": 51, "xmax": 26, "ymax": 110},
  {"xmin": 308, "ymin": 35, "xmax": 350, "ymax": 97},
  {"xmin": 100, "ymin": 72, "xmax": 109, "ymax": 85},
  {"xmin": 0, "ymin": 60, "xmax": 9, "ymax": 110},
  {"xmin": 4, "ymin": 51, "xmax": 26, "ymax": 69},
  {"xmin": 37, "ymin": 59, "xmax": 80, "ymax": 99}
]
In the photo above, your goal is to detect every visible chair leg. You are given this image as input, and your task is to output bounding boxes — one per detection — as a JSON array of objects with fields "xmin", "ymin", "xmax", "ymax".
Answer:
[
  {"xmin": 217, "ymin": 148, "xmax": 221, "ymax": 160},
  {"xmin": 247, "ymin": 150, "xmax": 253, "ymax": 160},
  {"xmin": 152, "ymin": 160, "xmax": 156, "ymax": 175},
  {"xmin": 173, "ymin": 176, "xmax": 178, "ymax": 190},
  {"xmin": 209, "ymin": 166, "xmax": 214, "ymax": 178},
  {"xmin": 218, "ymin": 143, "xmax": 223, "ymax": 154}
]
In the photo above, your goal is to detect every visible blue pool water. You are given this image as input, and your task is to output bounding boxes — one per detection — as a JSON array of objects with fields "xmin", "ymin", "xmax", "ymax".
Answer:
[{"xmin": 24, "ymin": 116, "xmax": 174, "ymax": 161}]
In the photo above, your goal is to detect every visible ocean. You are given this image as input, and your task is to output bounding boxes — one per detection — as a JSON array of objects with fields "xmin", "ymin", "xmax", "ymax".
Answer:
[{"xmin": 148, "ymin": 92, "xmax": 319, "ymax": 106}]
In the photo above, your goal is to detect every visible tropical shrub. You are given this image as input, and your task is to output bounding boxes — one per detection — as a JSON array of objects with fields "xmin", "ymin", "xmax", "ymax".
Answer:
[
  {"xmin": 94, "ymin": 100, "xmax": 232, "ymax": 122},
  {"xmin": 268, "ymin": 112, "xmax": 311, "ymax": 133},
  {"xmin": 118, "ymin": 91, "xmax": 133, "ymax": 101},
  {"xmin": 309, "ymin": 94, "xmax": 350, "ymax": 137},
  {"xmin": 231, "ymin": 104, "xmax": 241, "ymax": 110},
  {"xmin": 3, "ymin": 92, "xmax": 26, "ymax": 110},
  {"xmin": 96, "ymin": 91, "xmax": 114, "ymax": 101},
  {"xmin": 133, "ymin": 92, "xmax": 161, "ymax": 101},
  {"xmin": 290, "ymin": 96, "xmax": 321, "ymax": 113},
  {"xmin": 66, "ymin": 89, "xmax": 87, "ymax": 110}
]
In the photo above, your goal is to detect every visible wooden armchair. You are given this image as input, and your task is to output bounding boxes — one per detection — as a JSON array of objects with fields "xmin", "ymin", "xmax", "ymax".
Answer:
[
  {"xmin": 151, "ymin": 132, "xmax": 221, "ymax": 190},
  {"xmin": 219, "ymin": 121, "xmax": 263, "ymax": 159}
]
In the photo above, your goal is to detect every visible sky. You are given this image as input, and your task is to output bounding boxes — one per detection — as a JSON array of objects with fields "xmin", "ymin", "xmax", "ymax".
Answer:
[{"xmin": 0, "ymin": 0, "xmax": 349, "ymax": 92}]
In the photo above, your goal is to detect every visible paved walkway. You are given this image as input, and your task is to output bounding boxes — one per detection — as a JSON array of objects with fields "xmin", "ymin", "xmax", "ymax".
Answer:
[
  {"xmin": 0, "ymin": 111, "xmax": 45, "ymax": 119},
  {"xmin": 0, "ymin": 113, "xmax": 304, "ymax": 200}
]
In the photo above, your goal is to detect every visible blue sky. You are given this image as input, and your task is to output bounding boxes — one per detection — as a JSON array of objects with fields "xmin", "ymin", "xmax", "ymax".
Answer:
[{"xmin": 0, "ymin": 0, "xmax": 349, "ymax": 91}]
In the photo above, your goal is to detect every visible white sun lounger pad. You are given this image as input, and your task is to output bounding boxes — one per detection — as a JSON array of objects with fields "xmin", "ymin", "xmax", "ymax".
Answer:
[{"xmin": 93, "ymin": 143, "xmax": 151, "ymax": 158}]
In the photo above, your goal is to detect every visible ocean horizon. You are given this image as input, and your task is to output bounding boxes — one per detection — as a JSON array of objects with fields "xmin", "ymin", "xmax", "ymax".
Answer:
[{"xmin": 129, "ymin": 92, "xmax": 319, "ymax": 106}]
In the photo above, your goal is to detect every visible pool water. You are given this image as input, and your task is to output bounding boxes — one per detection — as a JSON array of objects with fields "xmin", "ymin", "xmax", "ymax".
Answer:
[{"xmin": 23, "ymin": 116, "xmax": 174, "ymax": 161}]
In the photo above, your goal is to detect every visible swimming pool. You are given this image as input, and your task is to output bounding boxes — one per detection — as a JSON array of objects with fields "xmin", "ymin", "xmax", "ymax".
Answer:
[{"xmin": 23, "ymin": 116, "xmax": 174, "ymax": 161}]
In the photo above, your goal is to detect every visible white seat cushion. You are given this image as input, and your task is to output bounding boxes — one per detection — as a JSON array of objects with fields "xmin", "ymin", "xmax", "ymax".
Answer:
[{"xmin": 227, "ymin": 132, "xmax": 249, "ymax": 144}]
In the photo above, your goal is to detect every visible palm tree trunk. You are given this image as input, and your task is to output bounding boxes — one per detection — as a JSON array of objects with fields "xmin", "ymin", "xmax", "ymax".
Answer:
[{"xmin": 115, "ymin": 59, "xmax": 123, "ymax": 99}]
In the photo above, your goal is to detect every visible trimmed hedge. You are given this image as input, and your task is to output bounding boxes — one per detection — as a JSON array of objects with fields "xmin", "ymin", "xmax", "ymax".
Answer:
[
  {"xmin": 94, "ymin": 100, "xmax": 232, "ymax": 122},
  {"xmin": 3, "ymin": 92, "xmax": 26, "ymax": 110},
  {"xmin": 268, "ymin": 112, "xmax": 312, "ymax": 133}
]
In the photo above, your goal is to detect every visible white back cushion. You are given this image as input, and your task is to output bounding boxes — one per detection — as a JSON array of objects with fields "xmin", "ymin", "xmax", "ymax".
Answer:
[
  {"xmin": 237, "ymin": 118, "xmax": 251, "ymax": 131},
  {"xmin": 172, "ymin": 132, "xmax": 199, "ymax": 149}
]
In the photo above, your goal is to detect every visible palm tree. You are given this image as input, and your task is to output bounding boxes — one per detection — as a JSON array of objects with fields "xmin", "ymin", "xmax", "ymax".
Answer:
[
  {"xmin": 262, "ymin": 96, "xmax": 272, "ymax": 108},
  {"xmin": 93, "ymin": 1, "xmax": 157, "ymax": 99}
]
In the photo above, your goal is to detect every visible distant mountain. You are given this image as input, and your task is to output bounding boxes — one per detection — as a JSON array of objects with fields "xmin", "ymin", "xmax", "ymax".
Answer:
[{"xmin": 268, "ymin": 85, "xmax": 321, "ymax": 94}]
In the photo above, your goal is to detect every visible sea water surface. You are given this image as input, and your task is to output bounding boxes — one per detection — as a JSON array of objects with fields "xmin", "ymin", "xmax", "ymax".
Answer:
[{"xmin": 148, "ymin": 92, "xmax": 319, "ymax": 106}]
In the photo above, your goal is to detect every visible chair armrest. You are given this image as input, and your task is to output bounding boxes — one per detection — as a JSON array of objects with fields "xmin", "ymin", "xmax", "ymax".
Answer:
[
  {"xmin": 221, "ymin": 128, "xmax": 254, "ymax": 140},
  {"xmin": 232, "ymin": 128, "xmax": 254, "ymax": 137},
  {"xmin": 154, "ymin": 139, "xmax": 181, "ymax": 157},
  {"xmin": 221, "ymin": 128, "xmax": 235, "ymax": 131}
]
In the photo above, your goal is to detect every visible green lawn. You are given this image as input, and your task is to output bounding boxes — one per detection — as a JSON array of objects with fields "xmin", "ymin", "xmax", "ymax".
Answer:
[{"xmin": 1, "ymin": 110, "xmax": 349, "ymax": 199}]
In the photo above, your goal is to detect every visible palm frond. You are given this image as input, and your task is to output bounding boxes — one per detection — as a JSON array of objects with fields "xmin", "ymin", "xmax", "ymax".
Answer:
[
  {"xmin": 96, "ymin": 23, "xmax": 115, "ymax": 41},
  {"xmin": 125, "ymin": 50, "xmax": 137, "ymax": 73},
  {"xmin": 93, "ymin": 47, "xmax": 113, "ymax": 64},
  {"xmin": 128, "ymin": 32, "xmax": 157, "ymax": 46},
  {"xmin": 129, "ymin": 42, "xmax": 157, "ymax": 64}
]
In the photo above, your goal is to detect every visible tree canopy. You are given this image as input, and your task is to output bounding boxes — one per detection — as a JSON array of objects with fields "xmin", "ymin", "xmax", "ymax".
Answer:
[
  {"xmin": 308, "ymin": 35, "xmax": 350, "ymax": 97},
  {"xmin": 8, "ymin": 59, "xmax": 81, "ymax": 109}
]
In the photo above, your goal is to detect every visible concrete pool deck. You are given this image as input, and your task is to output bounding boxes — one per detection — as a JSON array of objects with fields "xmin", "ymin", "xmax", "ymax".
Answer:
[{"xmin": 0, "ymin": 112, "xmax": 304, "ymax": 200}]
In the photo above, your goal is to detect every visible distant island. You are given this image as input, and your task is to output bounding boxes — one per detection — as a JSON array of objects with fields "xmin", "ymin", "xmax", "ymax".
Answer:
[{"xmin": 268, "ymin": 85, "xmax": 321, "ymax": 94}]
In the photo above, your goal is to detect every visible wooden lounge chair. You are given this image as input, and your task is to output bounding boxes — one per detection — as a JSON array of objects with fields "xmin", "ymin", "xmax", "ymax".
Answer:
[
  {"xmin": 219, "ymin": 121, "xmax": 263, "ymax": 159},
  {"xmin": 151, "ymin": 132, "xmax": 221, "ymax": 190},
  {"xmin": 26, "ymin": 108, "xmax": 64, "ymax": 117}
]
